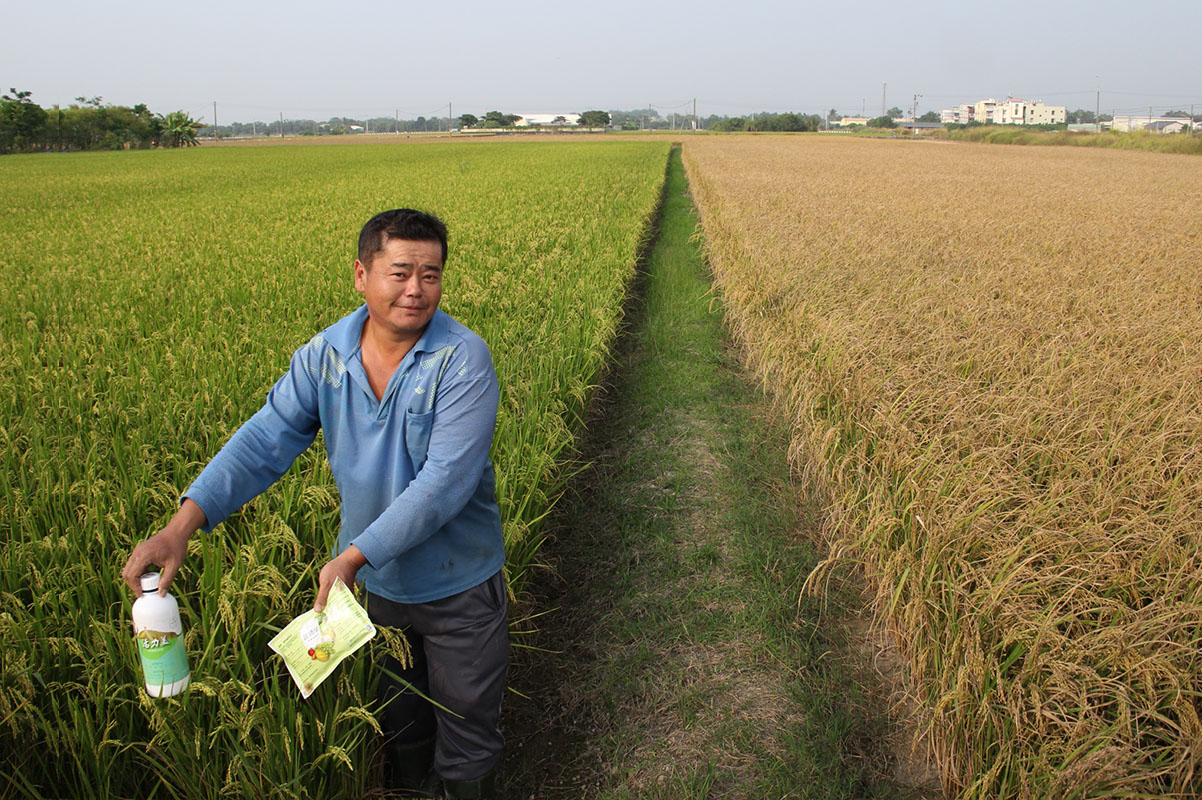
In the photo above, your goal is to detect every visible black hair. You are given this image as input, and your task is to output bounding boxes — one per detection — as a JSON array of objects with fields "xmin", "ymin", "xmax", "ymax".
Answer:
[{"xmin": 357, "ymin": 208, "xmax": 448, "ymax": 267}]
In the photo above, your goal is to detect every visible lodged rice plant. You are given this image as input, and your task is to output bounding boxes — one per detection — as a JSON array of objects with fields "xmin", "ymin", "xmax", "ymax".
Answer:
[
  {"xmin": 684, "ymin": 135, "xmax": 1202, "ymax": 799},
  {"xmin": 0, "ymin": 139, "xmax": 668, "ymax": 797}
]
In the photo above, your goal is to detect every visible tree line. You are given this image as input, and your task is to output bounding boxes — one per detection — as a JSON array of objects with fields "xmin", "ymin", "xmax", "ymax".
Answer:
[
  {"xmin": 462, "ymin": 109, "xmax": 825, "ymax": 132},
  {"xmin": 0, "ymin": 90, "xmax": 204, "ymax": 153},
  {"xmin": 22, "ymin": 90, "xmax": 1152, "ymax": 153},
  {"xmin": 710, "ymin": 112, "xmax": 824, "ymax": 133},
  {"xmin": 215, "ymin": 114, "xmax": 459, "ymax": 138}
]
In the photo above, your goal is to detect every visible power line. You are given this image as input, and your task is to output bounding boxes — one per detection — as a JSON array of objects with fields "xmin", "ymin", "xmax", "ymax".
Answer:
[
  {"xmin": 1103, "ymin": 90, "xmax": 1202, "ymax": 99},
  {"xmin": 135, "ymin": 88, "xmax": 1202, "ymax": 127},
  {"xmin": 645, "ymin": 99, "xmax": 694, "ymax": 111}
]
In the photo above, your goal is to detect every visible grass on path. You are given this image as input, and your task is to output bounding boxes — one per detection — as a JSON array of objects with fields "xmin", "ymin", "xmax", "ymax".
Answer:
[{"xmin": 501, "ymin": 148, "xmax": 938, "ymax": 799}]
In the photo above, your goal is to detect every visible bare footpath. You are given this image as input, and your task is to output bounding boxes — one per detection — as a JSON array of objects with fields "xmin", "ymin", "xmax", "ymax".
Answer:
[{"xmin": 499, "ymin": 147, "xmax": 941, "ymax": 800}]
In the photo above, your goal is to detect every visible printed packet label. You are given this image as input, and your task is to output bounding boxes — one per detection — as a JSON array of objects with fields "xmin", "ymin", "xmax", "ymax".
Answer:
[{"xmin": 268, "ymin": 578, "xmax": 376, "ymax": 699}]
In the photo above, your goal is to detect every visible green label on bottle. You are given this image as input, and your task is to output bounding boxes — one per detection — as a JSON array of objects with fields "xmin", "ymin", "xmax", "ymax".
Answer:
[{"xmin": 136, "ymin": 630, "xmax": 189, "ymax": 687}]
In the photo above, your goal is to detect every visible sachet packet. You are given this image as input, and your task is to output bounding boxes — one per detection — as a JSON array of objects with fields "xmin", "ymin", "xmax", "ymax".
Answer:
[{"xmin": 268, "ymin": 578, "xmax": 376, "ymax": 698}]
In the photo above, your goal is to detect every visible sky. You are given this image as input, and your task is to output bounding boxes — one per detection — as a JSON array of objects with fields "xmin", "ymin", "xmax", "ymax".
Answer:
[{"xmin": 5, "ymin": 0, "xmax": 1201, "ymax": 123}]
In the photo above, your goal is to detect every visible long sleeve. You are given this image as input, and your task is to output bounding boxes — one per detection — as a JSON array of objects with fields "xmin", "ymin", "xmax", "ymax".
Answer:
[{"xmin": 184, "ymin": 343, "xmax": 321, "ymax": 531}]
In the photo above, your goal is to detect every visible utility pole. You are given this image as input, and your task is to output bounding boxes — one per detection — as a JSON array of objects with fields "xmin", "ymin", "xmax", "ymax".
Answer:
[
  {"xmin": 882, "ymin": 83, "xmax": 887, "ymax": 117},
  {"xmin": 213, "ymin": 101, "xmax": 218, "ymax": 140},
  {"xmin": 1095, "ymin": 79, "xmax": 1101, "ymax": 134},
  {"xmin": 1192, "ymin": 104, "xmax": 1196, "ymax": 136},
  {"xmin": 448, "ymin": 101, "xmax": 452, "ymax": 131},
  {"xmin": 693, "ymin": 97, "xmax": 697, "ymax": 130},
  {"xmin": 252, "ymin": 120, "xmax": 256, "ymax": 138},
  {"xmin": 395, "ymin": 108, "xmax": 399, "ymax": 135},
  {"xmin": 280, "ymin": 112, "xmax": 284, "ymax": 138}
]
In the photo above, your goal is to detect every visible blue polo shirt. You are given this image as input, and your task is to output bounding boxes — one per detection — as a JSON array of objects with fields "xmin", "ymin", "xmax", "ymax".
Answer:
[{"xmin": 184, "ymin": 305, "xmax": 505, "ymax": 604}]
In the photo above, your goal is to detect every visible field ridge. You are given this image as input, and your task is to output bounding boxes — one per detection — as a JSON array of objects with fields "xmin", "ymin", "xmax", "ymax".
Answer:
[{"xmin": 502, "ymin": 147, "xmax": 934, "ymax": 799}]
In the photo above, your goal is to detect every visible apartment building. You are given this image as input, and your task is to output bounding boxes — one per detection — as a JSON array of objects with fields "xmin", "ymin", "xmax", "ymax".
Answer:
[
  {"xmin": 1024, "ymin": 102, "xmax": 1067, "ymax": 125},
  {"xmin": 941, "ymin": 104, "xmax": 975, "ymax": 124},
  {"xmin": 974, "ymin": 98, "xmax": 1000, "ymax": 123},
  {"xmin": 940, "ymin": 97, "xmax": 1066, "ymax": 126}
]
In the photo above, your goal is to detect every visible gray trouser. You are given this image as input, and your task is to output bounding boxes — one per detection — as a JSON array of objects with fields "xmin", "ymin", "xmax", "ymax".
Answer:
[{"xmin": 366, "ymin": 570, "xmax": 509, "ymax": 782}]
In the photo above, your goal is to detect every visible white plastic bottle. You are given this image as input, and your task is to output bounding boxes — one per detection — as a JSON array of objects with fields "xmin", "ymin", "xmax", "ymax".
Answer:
[{"xmin": 131, "ymin": 573, "xmax": 190, "ymax": 697}]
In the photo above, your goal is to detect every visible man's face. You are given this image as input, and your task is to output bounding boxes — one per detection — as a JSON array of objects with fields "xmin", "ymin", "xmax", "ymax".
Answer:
[{"xmin": 354, "ymin": 237, "xmax": 444, "ymax": 340}]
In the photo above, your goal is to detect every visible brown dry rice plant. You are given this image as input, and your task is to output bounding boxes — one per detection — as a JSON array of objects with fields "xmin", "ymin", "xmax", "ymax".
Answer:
[{"xmin": 683, "ymin": 135, "xmax": 1202, "ymax": 799}]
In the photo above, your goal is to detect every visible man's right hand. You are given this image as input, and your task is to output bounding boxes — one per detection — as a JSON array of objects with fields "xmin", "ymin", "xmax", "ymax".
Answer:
[{"xmin": 122, "ymin": 498, "xmax": 207, "ymax": 596}]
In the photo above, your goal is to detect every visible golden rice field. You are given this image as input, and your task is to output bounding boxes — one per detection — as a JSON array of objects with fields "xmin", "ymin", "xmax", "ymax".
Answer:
[
  {"xmin": 684, "ymin": 136, "xmax": 1202, "ymax": 799},
  {"xmin": 0, "ymin": 140, "xmax": 668, "ymax": 797}
]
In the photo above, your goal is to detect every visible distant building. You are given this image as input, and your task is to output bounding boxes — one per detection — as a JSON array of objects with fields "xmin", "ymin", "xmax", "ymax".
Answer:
[
  {"xmin": 835, "ymin": 116, "xmax": 873, "ymax": 127},
  {"xmin": 997, "ymin": 99, "xmax": 1024, "ymax": 125},
  {"xmin": 1023, "ymin": 101, "xmax": 1067, "ymax": 125},
  {"xmin": 1145, "ymin": 120, "xmax": 1191, "ymax": 134},
  {"xmin": 941, "ymin": 97, "xmax": 1066, "ymax": 126},
  {"xmin": 941, "ymin": 104, "xmax": 975, "ymax": 125},
  {"xmin": 1110, "ymin": 115, "xmax": 1197, "ymax": 133},
  {"xmin": 515, "ymin": 113, "xmax": 580, "ymax": 127},
  {"xmin": 973, "ymin": 98, "xmax": 1000, "ymax": 124}
]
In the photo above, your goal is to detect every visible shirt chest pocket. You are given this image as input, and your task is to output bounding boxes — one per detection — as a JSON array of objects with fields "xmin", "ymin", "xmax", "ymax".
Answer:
[{"xmin": 405, "ymin": 408, "xmax": 434, "ymax": 472}]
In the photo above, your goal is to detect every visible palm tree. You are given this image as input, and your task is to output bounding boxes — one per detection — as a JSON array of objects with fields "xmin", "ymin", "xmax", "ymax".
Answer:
[{"xmin": 159, "ymin": 110, "xmax": 202, "ymax": 147}]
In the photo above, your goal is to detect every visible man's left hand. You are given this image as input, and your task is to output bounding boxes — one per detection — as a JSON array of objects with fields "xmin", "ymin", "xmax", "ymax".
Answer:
[{"xmin": 315, "ymin": 545, "xmax": 369, "ymax": 612}]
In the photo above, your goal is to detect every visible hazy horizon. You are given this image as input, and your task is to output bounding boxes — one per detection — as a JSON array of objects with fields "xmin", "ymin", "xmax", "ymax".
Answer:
[{"xmin": 5, "ymin": 0, "xmax": 1201, "ymax": 124}]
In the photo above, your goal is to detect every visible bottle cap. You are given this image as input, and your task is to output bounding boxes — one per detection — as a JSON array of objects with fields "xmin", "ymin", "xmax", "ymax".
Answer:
[{"xmin": 140, "ymin": 573, "xmax": 161, "ymax": 593}]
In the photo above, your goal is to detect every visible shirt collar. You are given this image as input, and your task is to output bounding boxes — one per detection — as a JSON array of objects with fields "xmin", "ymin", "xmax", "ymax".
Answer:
[{"xmin": 322, "ymin": 305, "xmax": 450, "ymax": 359}]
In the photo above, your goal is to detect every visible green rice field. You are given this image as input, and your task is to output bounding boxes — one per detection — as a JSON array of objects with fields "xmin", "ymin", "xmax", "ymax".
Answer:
[{"xmin": 0, "ymin": 140, "xmax": 668, "ymax": 797}]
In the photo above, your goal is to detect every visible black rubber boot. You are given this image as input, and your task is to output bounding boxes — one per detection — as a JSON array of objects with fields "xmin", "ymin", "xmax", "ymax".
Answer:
[
  {"xmin": 385, "ymin": 737, "xmax": 441, "ymax": 798},
  {"xmin": 441, "ymin": 768, "xmax": 496, "ymax": 799}
]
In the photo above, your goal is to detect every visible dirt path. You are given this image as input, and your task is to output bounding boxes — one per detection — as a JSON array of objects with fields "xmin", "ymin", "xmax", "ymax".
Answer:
[{"xmin": 499, "ymin": 148, "xmax": 939, "ymax": 799}]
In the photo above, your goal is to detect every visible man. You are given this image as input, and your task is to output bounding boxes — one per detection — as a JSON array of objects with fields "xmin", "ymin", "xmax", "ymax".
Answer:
[{"xmin": 122, "ymin": 208, "xmax": 507, "ymax": 799}]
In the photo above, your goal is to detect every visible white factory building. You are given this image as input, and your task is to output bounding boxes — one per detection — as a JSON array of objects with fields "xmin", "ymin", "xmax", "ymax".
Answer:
[{"xmin": 514, "ymin": 113, "xmax": 580, "ymax": 127}]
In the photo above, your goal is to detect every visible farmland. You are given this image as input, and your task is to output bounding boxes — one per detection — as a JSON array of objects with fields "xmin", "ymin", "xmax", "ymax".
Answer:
[
  {"xmin": 0, "ymin": 139, "xmax": 669, "ymax": 797},
  {"xmin": 4, "ymin": 130, "xmax": 1201, "ymax": 799},
  {"xmin": 684, "ymin": 136, "xmax": 1202, "ymax": 798}
]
